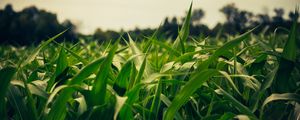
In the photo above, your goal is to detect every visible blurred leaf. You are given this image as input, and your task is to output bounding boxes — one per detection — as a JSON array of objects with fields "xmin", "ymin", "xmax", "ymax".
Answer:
[
  {"xmin": 218, "ymin": 71, "xmax": 242, "ymax": 96},
  {"xmin": 7, "ymin": 86, "xmax": 31, "ymax": 120},
  {"xmin": 160, "ymin": 61, "xmax": 175, "ymax": 73},
  {"xmin": 214, "ymin": 87, "xmax": 256, "ymax": 119},
  {"xmin": 153, "ymin": 40, "xmax": 181, "ymax": 57},
  {"xmin": 218, "ymin": 112, "xmax": 235, "ymax": 120},
  {"xmin": 0, "ymin": 67, "xmax": 16, "ymax": 119},
  {"xmin": 260, "ymin": 93, "xmax": 300, "ymax": 119},
  {"xmin": 114, "ymin": 95, "xmax": 127, "ymax": 120},
  {"xmin": 118, "ymin": 84, "xmax": 142, "ymax": 119},
  {"xmin": 160, "ymin": 94, "xmax": 183, "ymax": 120},
  {"xmin": 273, "ymin": 8, "xmax": 299, "ymax": 93},
  {"xmin": 150, "ymin": 79, "xmax": 162, "ymax": 119},
  {"xmin": 74, "ymin": 97, "xmax": 87, "ymax": 116}
]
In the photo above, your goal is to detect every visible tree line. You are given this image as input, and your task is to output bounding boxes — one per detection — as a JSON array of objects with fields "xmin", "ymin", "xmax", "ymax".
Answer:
[
  {"xmin": 0, "ymin": 4, "xmax": 77, "ymax": 45},
  {"xmin": 0, "ymin": 4, "xmax": 298, "ymax": 45}
]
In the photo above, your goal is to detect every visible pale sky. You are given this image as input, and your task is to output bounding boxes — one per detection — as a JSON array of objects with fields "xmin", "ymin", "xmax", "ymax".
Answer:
[{"xmin": 0, "ymin": 0, "xmax": 299, "ymax": 34}]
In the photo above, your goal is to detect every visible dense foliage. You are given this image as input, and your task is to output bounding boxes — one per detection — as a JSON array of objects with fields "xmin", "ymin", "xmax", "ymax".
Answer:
[{"xmin": 0, "ymin": 4, "xmax": 300, "ymax": 120}]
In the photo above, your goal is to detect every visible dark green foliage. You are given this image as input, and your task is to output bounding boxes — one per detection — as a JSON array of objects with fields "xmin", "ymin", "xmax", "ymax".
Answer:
[
  {"xmin": 0, "ymin": 4, "xmax": 77, "ymax": 46},
  {"xmin": 0, "ymin": 67, "xmax": 16, "ymax": 119}
]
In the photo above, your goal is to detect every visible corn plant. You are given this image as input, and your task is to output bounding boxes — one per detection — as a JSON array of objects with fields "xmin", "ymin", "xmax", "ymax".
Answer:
[{"xmin": 0, "ymin": 4, "xmax": 299, "ymax": 120}]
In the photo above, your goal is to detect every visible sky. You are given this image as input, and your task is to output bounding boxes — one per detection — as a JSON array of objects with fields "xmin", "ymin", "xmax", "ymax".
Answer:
[{"xmin": 0, "ymin": 0, "xmax": 299, "ymax": 34}]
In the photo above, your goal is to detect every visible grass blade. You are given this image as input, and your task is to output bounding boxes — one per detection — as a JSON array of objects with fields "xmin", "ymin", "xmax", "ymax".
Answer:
[
  {"xmin": 114, "ymin": 60, "xmax": 132, "ymax": 96},
  {"xmin": 273, "ymin": 8, "xmax": 299, "ymax": 93},
  {"xmin": 91, "ymin": 39, "xmax": 119, "ymax": 106},
  {"xmin": 172, "ymin": 2, "xmax": 192, "ymax": 54},
  {"xmin": 53, "ymin": 41, "xmax": 89, "ymax": 65},
  {"xmin": 128, "ymin": 34, "xmax": 151, "ymax": 78},
  {"xmin": 47, "ymin": 45, "xmax": 68, "ymax": 92},
  {"xmin": 149, "ymin": 79, "xmax": 162, "ymax": 119}
]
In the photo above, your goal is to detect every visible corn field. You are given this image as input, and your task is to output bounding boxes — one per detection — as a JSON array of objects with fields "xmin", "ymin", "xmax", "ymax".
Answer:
[{"xmin": 0, "ymin": 4, "xmax": 300, "ymax": 120}]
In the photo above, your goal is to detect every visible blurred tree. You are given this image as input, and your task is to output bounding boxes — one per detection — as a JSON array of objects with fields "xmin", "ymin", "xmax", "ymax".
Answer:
[
  {"xmin": 93, "ymin": 28, "xmax": 107, "ymax": 43},
  {"xmin": 220, "ymin": 3, "xmax": 254, "ymax": 34},
  {"xmin": 191, "ymin": 9, "xmax": 205, "ymax": 25},
  {"xmin": 0, "ymin": 4, "xmax": 16, "ymax": 43},
  {"xmin": 220, "ymin": 3, "xmax": 238, "ymax": 24},
  {"xmin": 257, "ymin": 14, "xmax": 271, "ymax": 24},
  {"xmin": 220, "ymin": 3, "xmax": 239, "ymax": 34},
  {"xmin": 61, "ymin": 20, "xmax": 78, "ymax": 42},
  {"xmin": 273, "ymin": 8, "xmax": 284, "ymax": 21},
  {"xmin": 0, "ymin": 4, "xmax": 77, "ymax": 46},
  {"xmin": 105, "ymin": 30, "xmax": 119, "ymax": 41},
  {"xmin": 289, "ymin": 11, "xmax": 299, "ymax": 21},
  {"xmin": 272, "ymin": 8, "xmax": 285, "ymax": 28},
  {"xmin": 160, "ymin": 17, "xmax": 179, "ymax": 39},
  {"xmin": 0, "ymin": 3, "xmax": 298, "ymax": 45},
  {"xmin": 93, "ymin": 28, "xmax": 120, "ymax": 43}
]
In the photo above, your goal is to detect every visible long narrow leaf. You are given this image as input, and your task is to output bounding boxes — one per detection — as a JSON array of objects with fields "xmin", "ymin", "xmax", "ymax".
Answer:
[{"xmin": 0, "ymin": 67, "xmax": 16, "ymax": 119}]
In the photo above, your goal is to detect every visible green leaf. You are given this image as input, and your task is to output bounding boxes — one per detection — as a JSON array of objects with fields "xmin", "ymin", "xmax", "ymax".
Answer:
[
  {"xmin": 128, "ymin": 34, "xmax": 151, "ymax": 78},
  {"xmin": 218, "ymin": 112, "xmax": 235, "ymax": 120},
  {"xmin": 273, "ymin": 8, "xmax": 299, "ymax": 93},
  {"xmin": 46, "ymin": 56, "xmax": 105, "ymax": 120},
  {"xmin": 174, "ymin": 49, "xmax": 213, "ymax": 62},
  {"xmin": 113, "ymin": 60, "xmax": 132, "ymax": 96},
  {"xmin": 69, "ymin": 57, "xmax": 105, "ymax": 85},
  {"xmin": 10, "ymin": 80, "xmax": 49, "ymax": 99},
  {"xmin": 74, "ymin": 97, "xmax": 87, "ymax": 116},
  {"xmin": 47, "ymin": 45, "xmax": 68, "ymax": 92},
  {"xmin": 53, "ymin": 41, "xmax": 89, "ymax": 65},
  {"xmin": 214, "ymin": 87, "xmax": 256, "ymax": 119},
  {"xmin": 20, "ymin": 30, "xmax": 67, "ymax": 68},
  {"xmin": 260, "ymin": 93, "xmax": 300, "ymax": 119},
  {"xmin": 91, "ymin": 39, "xmax": 119, "ymax": 106},
  {"xmin": 114, "ymin": 95, "xmax": 127, "ymax": 120},
  {"xmin": 281, "ymin": 8, "xmax": 298, "ymax": 62},
  {"xmin": 150, "ymin": 79, "xmax": 162, "ymax": 119},
  {"xmin": 133, "ymin": 53, "xmax": 147, "ymax": 86},
  {"xmin": 118, "ymin": 84, "xmax": 142, "ymax": 119},
  {"xmin": 7, "ymin": 86, "xmax": 31, "ymax": 120},
  {"xmin": 0, "ymin": 67, "xmax": 16, "ymax": 119},
  {"xmin": 218, "ymin": 71, "xmax": 242, "ymax": 96},
  {"xmin": 46, "ymin": 87, "xmax": 73, "ymax": 120},
  {"xmin": 153, "ymin": 40, "xmax": 181, "ymax": 57},
  {"xmin": 197, "ymin": 27, "xmax": 256, "ymax": 70},
  {"xmin": 173, "ymin": 2, "xmax": 192, "ymax": 54},
  {"xmin": 160, "ymin": 94, "xmax": 183, "ymax": 120},
  {"xmin": 164, "ymin": 69, "xmax": 219, "ymax": 120},
  {"xmin": 160, "ymin": 61, "xmax": 175, "ymax": 73}
]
